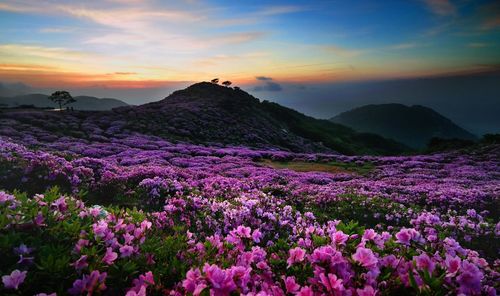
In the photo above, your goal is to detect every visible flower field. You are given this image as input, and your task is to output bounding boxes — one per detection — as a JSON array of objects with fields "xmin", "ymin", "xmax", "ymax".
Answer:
[{"xmin": 0, "ymin": 111, "xmax": 499, "ymax": 295}]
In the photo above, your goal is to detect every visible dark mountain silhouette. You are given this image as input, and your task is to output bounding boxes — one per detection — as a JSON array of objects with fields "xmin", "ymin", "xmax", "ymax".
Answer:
[
  {"xmin": 112, "ymin": 82, "xmax": 409, "ymax": 154},
  {"xmin": 0, "ymin": 94, "xmax": 128, "ymax": 110},
  {"xmin": 330, "ymin": 103, "xmax": 477, "ymax": 149}
]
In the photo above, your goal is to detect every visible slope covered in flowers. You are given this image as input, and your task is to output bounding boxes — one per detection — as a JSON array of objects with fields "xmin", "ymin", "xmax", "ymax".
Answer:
[{"xmin": 0, "ymin": 110, "xmax": 499, "ymax": 295}]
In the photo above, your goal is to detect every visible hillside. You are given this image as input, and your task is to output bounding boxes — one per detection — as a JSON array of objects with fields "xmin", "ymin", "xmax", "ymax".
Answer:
[
  {"xmin": 330, "ymin": 103, "xmax": 477, "ymax": 149},
  {"xmin": 0, "ymin": 93, "xmax": 128, "ymax": 110},
  {"xmin": 0, "ymin": 82, "xmax": 409, "ymax": 155},
  {"xmin": 115, "ymin": 82, "xmax": 409, "ymax": 154}
]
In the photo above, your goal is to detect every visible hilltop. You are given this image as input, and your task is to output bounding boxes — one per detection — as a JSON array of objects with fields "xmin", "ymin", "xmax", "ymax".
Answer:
[{"xmin": 114, "ymin": 82, "xmax": 409, "ymax": 154}]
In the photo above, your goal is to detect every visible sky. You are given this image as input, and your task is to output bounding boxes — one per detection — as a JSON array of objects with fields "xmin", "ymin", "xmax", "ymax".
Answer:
[{"xmin": 0, "ymin": 0, "xmax": 499, "ymax": 134}]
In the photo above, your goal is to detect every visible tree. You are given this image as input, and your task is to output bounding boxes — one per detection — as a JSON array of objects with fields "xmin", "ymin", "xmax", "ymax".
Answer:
[
  {"xmin": 48, "ymin": 91, "xmax": 76, "ymax": 111},
  {"xmin": 211, "ymin": 78, "xmax": 219, "ymax": 84},
  {"xmin": 222, "ymin": 81, "xmax": 232, "ymax": 87}
]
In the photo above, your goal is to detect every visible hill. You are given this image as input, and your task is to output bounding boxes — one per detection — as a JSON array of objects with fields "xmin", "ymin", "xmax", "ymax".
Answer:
[
  {"xmin": 114, "ymin": 82, "xmax": 409, "ymax": 154},
  {"xmin": 0, "ymin": 94, "xmax": 128, "ymax": 110},
  {"xmin": 0, "ymin": 83, "xmax": 410, "ymax": 154},
  {"xmin": 330, "ymin": 103, "xmax": 476, "ymax": 149}
]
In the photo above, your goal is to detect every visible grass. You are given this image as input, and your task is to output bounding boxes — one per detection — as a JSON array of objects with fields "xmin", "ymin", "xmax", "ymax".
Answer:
[{"xmin": 258, "ymin": 159, "xmax": 375, "ymax": 175}]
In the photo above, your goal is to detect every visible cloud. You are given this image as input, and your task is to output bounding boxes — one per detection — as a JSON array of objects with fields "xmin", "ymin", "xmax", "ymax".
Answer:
[
  {"xmin": 0, "ymin": 44, "xmax": 93, "ymax": 61},
  {"xmin": 39, "ymin": 27, "xmax": 76, "ymax": 33},
  {"xmin": 481, "ymin": 16, "xmax": 500, "ymax": 30},
  {"xmin": 253, "ymin": 77, "xmax": 282, "ymax": 91},
  {"xmin": 422, "ymin": 0, "xmax": 457, "ymax": 16},
  {"xmin": 257, "ymin": 5, "xmax": 304, "ymax": 16},
  {"xmin": 113, "ymin": 72, "xmax": 137, "ymax": 75},
  {"xmin": 323, "ymin": 45, "xmax": 365, "ymax": 57}
]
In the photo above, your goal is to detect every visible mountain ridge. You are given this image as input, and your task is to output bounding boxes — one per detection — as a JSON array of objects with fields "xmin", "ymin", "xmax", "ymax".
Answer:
[
  {"xmin": 0, "ymin": 93, "xmax": 128, "ymax": 111},
  {"xmin": 330, "ymin": 103, "xmax": 476, "ymax": 149}
]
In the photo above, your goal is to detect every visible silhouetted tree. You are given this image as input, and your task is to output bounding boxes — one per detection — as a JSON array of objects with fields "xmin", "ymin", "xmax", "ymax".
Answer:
[
  {"xmin": 211, "ymin": 78, "xmax": 219, "ymax": 84},
  {"xmin": 48, "ymin": 91, "xmax": 75, "ymax": 111},
  {"xmin": 222, "ymin": 81, "xmax": 232, "ymax": 87},
  {"xmin": 234, "ymin": 86, "xmax": 241, "ymax": 91}
]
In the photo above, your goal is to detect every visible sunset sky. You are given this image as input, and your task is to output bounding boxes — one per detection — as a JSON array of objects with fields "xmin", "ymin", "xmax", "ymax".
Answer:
[{"xmin": 1, "ymin": 0, "xmax": 499, "ymax": 92}]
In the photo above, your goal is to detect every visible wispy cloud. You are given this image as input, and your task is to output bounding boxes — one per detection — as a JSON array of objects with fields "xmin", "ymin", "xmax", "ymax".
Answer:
[
  {"xmin": 257, "ymin": 5, "xmax": 304, "ymax": 16},
  {"xmin": 323, "ymin": 45, "xmax": 366, "ymax": 58},
  {"xmin": 0, "ymin": 44, "xmax": 93, "ymax": 61},
  {"xmin": 388, "ymin": 42, "xmax": 419, "ymax": 50},
  {"xmin": 422, "ymin": 0, "xmax": 457, "ymax": 16}
]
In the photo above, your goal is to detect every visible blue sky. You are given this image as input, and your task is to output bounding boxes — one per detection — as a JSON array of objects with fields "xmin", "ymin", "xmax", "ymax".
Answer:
[{"xmin": 0, "ymin": 0, "xmax": 498, "ymax": 90}]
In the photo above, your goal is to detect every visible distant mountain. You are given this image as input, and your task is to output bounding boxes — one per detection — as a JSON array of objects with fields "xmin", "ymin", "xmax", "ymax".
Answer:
[
  {"xmin": 0, "ymin": 94, "xmax": 128, "ymax": 110},
  {"xmin": 330, "ymin": 104, "xmax": 477, "ymax": 149},
  {"xmin": 113, "ymin": 82, "xmax": 409, "ymax": 155}
]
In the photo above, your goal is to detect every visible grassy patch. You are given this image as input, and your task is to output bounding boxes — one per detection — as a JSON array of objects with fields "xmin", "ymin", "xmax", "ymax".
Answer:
[{"xmin": 258, "ymin": 159, "xmax": 375, "ymax": 175}]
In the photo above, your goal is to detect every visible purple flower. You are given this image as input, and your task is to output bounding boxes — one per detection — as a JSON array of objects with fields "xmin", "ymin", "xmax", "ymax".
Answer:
[
  {"xmin": 120, "ymin": 245, "xmax": 134, "ymax": 258},
  {"xmin": 2, "ymin": 270, "xmax": 27, "ymax": 290},
  {"xmin": 68, "ymin": 270, "xmax": 107, "ymax": 295},
  {"xmin": 0, "ymin": 191, "xmax": 15, "ymax": 205},
  {"xmin": 456, "ymin": 261, "xmax": 483, "ymax": 295}
]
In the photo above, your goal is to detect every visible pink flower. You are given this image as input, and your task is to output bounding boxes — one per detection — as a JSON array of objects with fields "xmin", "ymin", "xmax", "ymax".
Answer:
[
  {"xmin": 319, "ymin": 273, "xmax": 343, "ymax": 294},
  {"xmin": 352, "ymin": 247, "xmax": 378, "ymax": 268},
  {"xmin": 297, "ymin": 286, "xmax": 314, "ymax": 296},
  {"xmin": 2, "ymin": 270, "xmax": 27, "ymax": 290},
  {"xmin": 236, "ymin": 226, "xmax": 251, "ymax": 238},
  {"xmin": 120, "ymin": 245, "xmax": 134, "ymax": 258},
  {"xmin": 183, "ymin": 268, "xmax": 207, "ymax": 296},
  {"xmin": 357, "ymin": 285, "xmax": 377, "ymax": 296},
  {"xmin": 203, "ymin": 264, "xmax": 236, "ymax": 295},
  {"xmin": 230, "ymin": 266, "xmax": 251, "ymax": 290},
  {"xmin": 363, "ymin": 229, "xmax": 377, "ymax": 241},
  {"xmin": 126, "ymin": 285, "xmax": 146, "ymax": 296},
  {"xmin": 72, "ymin": 255, "xmax": 88, "ymax": 270},
  {"xmin": 331, "ymin": 231, "xmax": 349, "ymax": 246},
  {"xmin": 128, "ymin": 271, "xmax": 155, "ymax": 295},
  {"xmin": 283, "ymin": 276, "xmax": 300, "ymax": 293},
  {"xmin": 395, "ymin": 229, "xmax": 412, "ymax": 245},
  {"xmin": 414, "ymin": 253, "xmax": 435, "ymax": 274},
  {"xmin": 0, "ymin": 191, "xmax": 16, "ymax": 204},
  {"xmin": 287, "ymin": 247, "xmax": 306, "ymax": 267},
  {"xmin": 444, "ymin": 255, "xmax": 461, "ymax": 275},
  {"xmin": 103, "ymin": 247, "xmax": 118, "ymax": 265}
]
